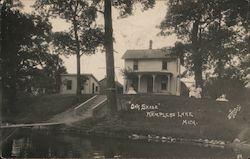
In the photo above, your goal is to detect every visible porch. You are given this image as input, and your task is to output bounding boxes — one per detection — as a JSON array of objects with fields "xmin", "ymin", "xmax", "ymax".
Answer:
[{"xmin": 124, "ymin": 72, "xmax": 173, "ymax": 95}]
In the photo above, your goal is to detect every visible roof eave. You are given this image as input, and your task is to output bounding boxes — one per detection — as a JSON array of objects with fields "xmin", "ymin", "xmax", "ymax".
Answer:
[{"xmin": 123, "ymin": 57, "xmax": 178, "ymax": 60}]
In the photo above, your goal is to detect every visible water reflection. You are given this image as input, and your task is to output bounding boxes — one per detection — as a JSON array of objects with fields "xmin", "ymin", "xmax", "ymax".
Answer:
[{"xmin": 1, "ymin": 129, "xmax": 249, "ymax": 158}]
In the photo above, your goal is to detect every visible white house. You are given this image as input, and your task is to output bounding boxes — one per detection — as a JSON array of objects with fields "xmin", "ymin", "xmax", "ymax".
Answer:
[
  {"xmin": 122, "ymin": 43, "xmax": 181, "ymax": 96},
  {"xmin": 60, "ymin": 74, "xmax": 100, "ymax": 94}
]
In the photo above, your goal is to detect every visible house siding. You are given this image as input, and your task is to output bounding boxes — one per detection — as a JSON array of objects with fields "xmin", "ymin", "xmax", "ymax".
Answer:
[
  {"xmin": 60, "ymin": 74, "xmax": 100, "ymax": 94},
  {"xmin": 60, "ymin": 75, "xmax": 77, "ymax": 94},
  {"xmin": 125, "ymin": 59, "xmax": 177, "ymax": 73},
  {"xmin": 124, "ymin": 58, "xmax": 180, "ymax": 95},
  {"xmin": 82, "ymin": 77, "xmax": 100, "ymax": 94}
]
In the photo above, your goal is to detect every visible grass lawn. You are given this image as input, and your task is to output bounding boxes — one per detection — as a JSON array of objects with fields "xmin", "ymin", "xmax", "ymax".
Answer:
[
  {"xmin": 73, "ymin": 94, "xmax": 250, "ymax": 143},
  {"xmin": 3, "ymin": 94, "xmax": 93, "ymax": 124}
]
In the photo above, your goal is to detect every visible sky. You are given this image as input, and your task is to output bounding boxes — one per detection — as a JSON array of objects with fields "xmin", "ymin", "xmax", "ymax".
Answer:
[{"xmin": 22, "ymin": 0, "xmax": 178, "ymax": 83}]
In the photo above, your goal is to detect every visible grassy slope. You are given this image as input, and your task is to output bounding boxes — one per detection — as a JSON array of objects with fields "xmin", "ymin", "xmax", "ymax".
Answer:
[
  {"xmin": 77, "ymin": 95, "xmax": 250, "ymax": 142},
  {"xmin": 4, "ymin": 94, "xmax": 93, "ymax": 124}
]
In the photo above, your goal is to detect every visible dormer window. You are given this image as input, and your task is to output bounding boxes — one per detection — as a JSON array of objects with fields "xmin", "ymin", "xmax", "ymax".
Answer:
[
  {"xmin": 133, "ymin": 60, "xmax": 138, "ymax": 70},
  {"xmin": 162, "ymin": 60, "xmax": 168, "ymax": 70}
]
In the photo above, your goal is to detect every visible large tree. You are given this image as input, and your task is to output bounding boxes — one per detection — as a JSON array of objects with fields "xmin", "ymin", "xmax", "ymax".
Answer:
[
  {"xmin": 98, "ymin": 0, "xmax": 155, "ymax": 114},
  {"xmin": 103, "ymin": 0, "xmax": 117, "ymax": 114},
  {"xmin": 1, "ymin": 1, "xmax": 66, "ymax": 113},
  {"xmin": 35, "ymin": 0, "xmax": 156, "ymax": 114},
  {"xmin": 1, "ymin": 0, "xmax": 23, "ymax": 120},
  {"xmin": 34, "ymin": 0, "xmax": 104, "ymax": 97},
  {"xmin": 160, "ymin": 0, "xmax": 249, "ymax": 87},
  {"xmin": 27, "ymin": 54, "xmax": 67, "ymax": 94},
  {"xmin": 0, "ymin": 1, "xmax": 3, "ymax": 123}
]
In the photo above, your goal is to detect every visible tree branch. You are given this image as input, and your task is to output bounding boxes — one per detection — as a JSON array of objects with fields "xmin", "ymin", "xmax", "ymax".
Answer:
[{"xmin": 96, "ymin": 9, "xmax": 104, "ymax": 14}]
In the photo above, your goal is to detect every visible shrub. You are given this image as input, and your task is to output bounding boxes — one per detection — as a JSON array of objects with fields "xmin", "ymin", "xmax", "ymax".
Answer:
[{"xmin": 204, "ymin": 77, "xmax": 246, "ymax": 101}]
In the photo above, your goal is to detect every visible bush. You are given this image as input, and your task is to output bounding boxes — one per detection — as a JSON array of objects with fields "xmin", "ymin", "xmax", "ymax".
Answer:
[
  {"xmin": 204, "ymin": 78, "xmax": 246, "ymax": 101},
  {"xmin": 180, "ymin": 81, "xmax": 189, "ymax": 97}
]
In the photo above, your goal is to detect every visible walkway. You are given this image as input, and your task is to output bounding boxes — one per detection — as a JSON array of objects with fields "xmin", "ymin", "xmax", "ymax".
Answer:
[
  {"xmin": 48, "ymin": 95, "xmax": 107, "ymax": 124},
  {"xmin": 0, "ymin": 95, "xmax": 107, "ymax": 128}
]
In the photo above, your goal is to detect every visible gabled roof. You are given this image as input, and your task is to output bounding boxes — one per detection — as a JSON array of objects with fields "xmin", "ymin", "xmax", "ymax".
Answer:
[
  {"xmin": 122, "ymin": 48, "xmax": 176, "ymax": 59},
  {"xmin": 60, "ymin": 73, "xmax": 100, "ymax": 84}
]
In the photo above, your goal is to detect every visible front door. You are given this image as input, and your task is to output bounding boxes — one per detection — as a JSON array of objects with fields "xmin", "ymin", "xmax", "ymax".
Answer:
[{"xmin": 147, "ymin": 76, "xmax": 153, "ymax": 93}]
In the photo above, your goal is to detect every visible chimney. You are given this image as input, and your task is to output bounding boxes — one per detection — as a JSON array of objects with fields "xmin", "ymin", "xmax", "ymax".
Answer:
[{"xmin": 149, "ymin": 40, "xmax": 153, "ymax": 49}]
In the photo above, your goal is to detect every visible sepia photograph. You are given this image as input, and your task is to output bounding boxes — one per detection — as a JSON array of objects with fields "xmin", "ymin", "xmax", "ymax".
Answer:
[{"xmin": 0, "ymin": 0, "xmax": 250, "ymax": 158}]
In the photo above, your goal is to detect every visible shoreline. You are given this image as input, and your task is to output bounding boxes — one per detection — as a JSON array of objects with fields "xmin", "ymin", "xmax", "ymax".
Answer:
[
  {"xmin": 28, "ymin": 123, "xmax": 250, "ymax": 152},
  {"xmin": 2, "ymin": 116, "xmax": 250, "ymax": 155}
]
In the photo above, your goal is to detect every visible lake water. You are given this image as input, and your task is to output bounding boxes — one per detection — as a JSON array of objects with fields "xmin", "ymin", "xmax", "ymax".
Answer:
[{"xmin": 1, "ymin": 129, "xmax": 250, "ymax": 158}]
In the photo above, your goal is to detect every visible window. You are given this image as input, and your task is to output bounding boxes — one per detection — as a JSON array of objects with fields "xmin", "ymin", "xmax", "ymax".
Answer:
[
  {"xmin": 96, "ymin": 86, "xmax": 98, "ymax": 92},
  {"xmin": 66, "ymin": 80, "xmax": 72, "ymax": 90},
  {"xmin": 133, "ymin": 60, "xmax": 138, "ymax": 70},
  {"xmin": 162, "ymin": 60, "xmax": 168, "ymax": 70}
]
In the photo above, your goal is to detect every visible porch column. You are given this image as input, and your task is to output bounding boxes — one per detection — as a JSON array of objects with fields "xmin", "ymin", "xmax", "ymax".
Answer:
[
  {"xmin": 138, "ymin": 75, "xmax": 141, "ymax": 93},
  {"xmin": 167, "ymin": 74, "xmax": 171, "ymax": 92},
  {"xmin": 152, "ymin": 74, "xmax": 156, "ymax": 93},
  {"xmin": 123, "ymin": 77, "xmax": 127, "ymax": 94},
  {"xmin": 176, "ymin": 77, "xmax": 181, "ymax": 96}
]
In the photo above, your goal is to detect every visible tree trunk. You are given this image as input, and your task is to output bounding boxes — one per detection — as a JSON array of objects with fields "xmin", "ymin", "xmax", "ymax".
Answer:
[
  {"xmin": 194, "ymin": 1, "xmax": 204, "ymax": 88},
  {"xmin": 1, "ymin": 4, "xmax": 16, "ymax": 114},
  {"xmin": 217, "ymin": 58, "xmax": 224, "ymax": 78},
  {"xmin": 194, "ymin": 61, "xmax": 203, "ymax": 87},
  {"xmin": 104, "ymin": 0, "xmax": 117, "ymax": 115},
  {"xmin": 191, "ymin": 20, "xmax": 203, "ymax": 87},
  {"xmin": 216, "ymin": 12, "xmax": 224, "ymax": 79},
  {"xmin": 0, "ymin": 76, "xmax": 2, "ymax": 123},
  {"xmin": 76, "ymin": 52, "xmax": 81, "ymax": 97},
  {"xmin": 0, "ymin": 3, "xmax": 2, "ymax": 123},
  {"xmin": 73, "ymin": 22, "xmax": 81, "ymax": 98},
  {"xmin": 2, "ymin": 28, "xmax": 17, "ymax": 114}
]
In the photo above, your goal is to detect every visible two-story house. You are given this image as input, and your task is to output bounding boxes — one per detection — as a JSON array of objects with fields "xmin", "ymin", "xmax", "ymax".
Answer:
[{"xmin": 122, "ymin": 44, "xmax": 181, "ymax": 96}]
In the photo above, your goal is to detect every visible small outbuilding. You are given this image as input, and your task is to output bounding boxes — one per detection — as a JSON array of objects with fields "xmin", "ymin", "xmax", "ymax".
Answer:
[
  {"xmin": 99, "ymin": 77, "xmax": 123, "ymax": 94},
  {"xmin": 60, "ymin": 74, "xmax": 100, "ymax": 94}
]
